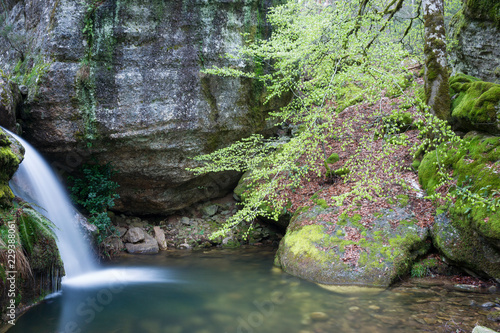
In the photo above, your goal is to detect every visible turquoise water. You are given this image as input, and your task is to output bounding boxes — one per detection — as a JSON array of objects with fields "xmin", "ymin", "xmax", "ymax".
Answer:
[{"xmin": 8, "ymin": 247, "xmax": 499, "ymax": 333}]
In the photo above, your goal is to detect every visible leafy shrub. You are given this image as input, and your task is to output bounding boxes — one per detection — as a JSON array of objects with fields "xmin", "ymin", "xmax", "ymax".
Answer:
[{"xmin": 69, "ymin": 163, "xmax": 119, "ymax": 244}]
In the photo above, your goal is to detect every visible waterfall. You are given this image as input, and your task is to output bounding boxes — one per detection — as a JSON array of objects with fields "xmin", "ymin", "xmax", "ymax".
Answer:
[{"xmin": 4, "ymin": 129, "xmax": 96, "ymax": 278}]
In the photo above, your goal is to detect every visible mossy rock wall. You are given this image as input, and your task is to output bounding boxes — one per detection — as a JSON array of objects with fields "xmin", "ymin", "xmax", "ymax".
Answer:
[
  {"xmin": 275, "ymin": 205, "xmax": 430, "ymax": 287},
  {"xmin": 0, "ymin": 0, "xmax": 285, "ymax": 215},
  {"xmin": 0, "ymin": 129, "xmax": 23, "ymax": 207},
  {"xmin": 449, "ymin": 74, "xmax": 500, "ymax": 135}
]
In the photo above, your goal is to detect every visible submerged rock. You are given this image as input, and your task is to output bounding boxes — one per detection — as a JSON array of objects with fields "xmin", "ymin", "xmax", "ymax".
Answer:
[{"xmin": 275, "ymin": 205, "xmax": 430, "ymax": 287}]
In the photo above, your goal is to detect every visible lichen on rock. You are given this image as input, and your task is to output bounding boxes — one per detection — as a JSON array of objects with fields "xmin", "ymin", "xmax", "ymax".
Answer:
[
  {"xmin": 275, "ymin": 205, "xmax": 430, "ymax": 287},
  {"xmin": 449, "ymin": 0, "xmax": 500, "ymax": 83}
]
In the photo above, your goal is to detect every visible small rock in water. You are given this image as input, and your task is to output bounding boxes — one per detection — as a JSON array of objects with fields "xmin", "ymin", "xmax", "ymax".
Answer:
[
  {"xmin": 481, "ymin": 302, "xmax": 496, "ymax": 308},
  {"xmin": 487, "ymin": 285, "xmax": 498, "ymax": 293},
  {"xmin": 271, "ymin": 267, "xmax": 282, "ymax": 274},
  {"xmin": 349, "ymin": 306, "xmax": 360, "ymax": 312},
  {"xmin": 179, "ymin": 243, "xmax": 191, "ymax": 250},
  {"xmin": 453, "ymin": 284, "xmax": 480, "ymax": 292},
  {"xmin": 368, "ymin": 305, "xmax": 381, "ymax": 310},
  {"xmin": 309, "ymin": 312, "xmax": 328, "ymax": 321}
]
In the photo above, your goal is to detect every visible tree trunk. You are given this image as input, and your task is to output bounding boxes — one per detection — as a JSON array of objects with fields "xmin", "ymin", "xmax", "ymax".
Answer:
[{"xmin": 422, "ymin": 0, "xmax": 450, "ymax": 120}]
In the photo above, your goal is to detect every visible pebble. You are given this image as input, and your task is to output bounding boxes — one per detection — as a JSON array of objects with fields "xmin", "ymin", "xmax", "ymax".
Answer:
[
  {"xmin": 453, "ymin": 284, "xmax": 480, "ymax": 292},
  {"xmin": 368, "ymin": 305, "xmax": 381, "ymax": 310},
  {"xmin": 481, "ymin": 302, "xmax": 496, "ymax": 308},
  {"xmin": 309, "ymin": 312, "xmax": 329, "ymax": 321},
  {"xmin": 423, "ymin": 317, "xmax": 438, "ymax": 325},
  {"xmin": 349, "ymin": 306, "xmax": 360, "ymax": 312}
]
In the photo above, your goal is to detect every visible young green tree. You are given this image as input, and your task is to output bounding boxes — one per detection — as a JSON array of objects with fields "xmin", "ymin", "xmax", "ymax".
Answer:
[{"xmin": 189, "ymin": 0, "xmax": 419, "ymax": 238}]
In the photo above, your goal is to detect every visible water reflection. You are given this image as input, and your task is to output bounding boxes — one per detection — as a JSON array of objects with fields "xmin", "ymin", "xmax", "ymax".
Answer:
[{"xmin": 8, "ymin": 247, "xmax": 500, "ymax": 333}]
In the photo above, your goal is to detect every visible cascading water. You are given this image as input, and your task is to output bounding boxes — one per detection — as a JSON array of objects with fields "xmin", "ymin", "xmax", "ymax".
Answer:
[{"xmin": 4, "ymin": 128, "xmax": 96, "ymax": 278}]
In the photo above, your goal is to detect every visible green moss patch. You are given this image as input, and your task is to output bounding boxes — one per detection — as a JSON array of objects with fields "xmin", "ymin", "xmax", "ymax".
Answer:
[{"xmin": 450, "ymin": 74, "xmax": 500, "ymax": 135}]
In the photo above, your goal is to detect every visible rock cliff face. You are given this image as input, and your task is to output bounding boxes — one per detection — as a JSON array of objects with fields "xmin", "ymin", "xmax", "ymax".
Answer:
[
  {"xmin": 449, "ymin": 0, "xmax": 500, "ymax": 83},
  {"xmin": 0, "ymin": 0, "xmax": 280, "ymax": 214}
]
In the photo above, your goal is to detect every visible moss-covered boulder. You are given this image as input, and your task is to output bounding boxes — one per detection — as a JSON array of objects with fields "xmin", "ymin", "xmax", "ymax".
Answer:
[
  {"xmin": 418, "ymin": 132, "xmax": 500, "ymax": 280},
  {"xmin": 0, "ymin": 128, "xmax": 23, "ymax": 207},
  {"xmin": 450, "ymin": 74, "xmax": 500, "ymax": 135},
  {"xmin": 274, "ymin": 205, "xmax": 430, "ymax": 287}
]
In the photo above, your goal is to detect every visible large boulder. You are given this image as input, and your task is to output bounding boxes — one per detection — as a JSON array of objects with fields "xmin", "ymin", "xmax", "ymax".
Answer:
[
  {"xmin": 275, "ymin": 205, "xmax": 430, "ymax": 287},
  {"xmin": 449, "ymin": 0, "xmax": 500, "ymax": 83},
  {"xmin": 0, "ymin": 0, "xmax": 283, "ymax": 215}
]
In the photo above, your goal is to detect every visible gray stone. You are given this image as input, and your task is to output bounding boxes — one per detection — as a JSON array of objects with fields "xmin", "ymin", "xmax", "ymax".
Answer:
[
  {"xmin": 123, "ymin": 227, "xmax": 145, "ymax": 244},
  {"xmin": 449, "ymin": 4, "xmax": 500, "ymax": 84},
  {"xmin": 202, "ymin": 204, "xmax": 218, "ymax": 217},
  {"xmin": 0, "ymin": 75, "xmax": 21, "ymax": 131},
  {"xmin": 178, "ymin": 243, "xmax": 192, "ymax": 250},
  {"xmin": 125, "ymin": 234, "xmax": 159, "ymax": 254},
  {"xmin": 117, "ymin": 227, "xmax": 128, "ymax": 237},
  {"xmin": 180, "ymin": 217, "xmax": 191, "ymax": 226},
  {"xmin": 153, "ymin": 226, "xmax": 167, "ymax": 250}
]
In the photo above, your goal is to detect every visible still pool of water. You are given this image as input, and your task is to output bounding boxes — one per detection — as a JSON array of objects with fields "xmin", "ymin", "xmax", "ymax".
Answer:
[{"xmin": 9, "ymin": 247, "xmax": 500, "ymax": 333}]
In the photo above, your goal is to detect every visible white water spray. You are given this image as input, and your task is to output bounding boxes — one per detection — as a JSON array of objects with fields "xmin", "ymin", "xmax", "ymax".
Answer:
[{"xmin": 5, "ymin": 129, "xmax": 96, "ymax": 278}]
